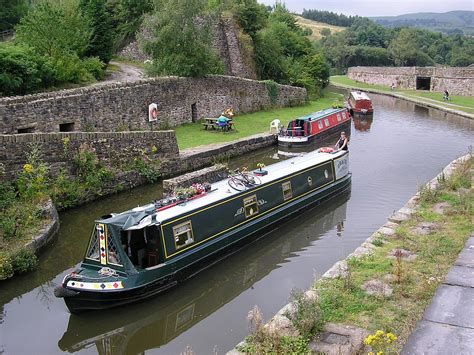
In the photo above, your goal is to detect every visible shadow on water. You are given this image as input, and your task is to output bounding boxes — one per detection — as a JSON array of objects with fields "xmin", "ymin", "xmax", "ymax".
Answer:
[{"xmin": 58, "ymin": 192, "xmax": 350, "ymax": 354}]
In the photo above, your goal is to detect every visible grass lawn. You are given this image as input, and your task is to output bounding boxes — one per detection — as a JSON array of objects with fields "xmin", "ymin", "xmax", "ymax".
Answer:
[
  {"xmin": 330, "ymin": 75, "xmax": 474, "ymax": 114},
  {"xmin": 174, "ymin": 92, "xmax": 344, "ymax": 150}
]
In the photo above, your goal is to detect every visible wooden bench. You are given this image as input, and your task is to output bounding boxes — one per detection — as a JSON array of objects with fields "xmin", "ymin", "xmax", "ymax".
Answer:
[{"xmin": 202, "ymin": 118, "xmax": 234, "ymax": 131}]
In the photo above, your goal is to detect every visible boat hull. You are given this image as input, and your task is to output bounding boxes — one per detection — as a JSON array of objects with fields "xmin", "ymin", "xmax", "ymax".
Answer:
[
  {"xmin": 278, "ymin": 119, "xmax": 351, "ymax": 147},
  {"xmin": 60, "ymin": 173, "xmax": 352, "ymax": 313}
]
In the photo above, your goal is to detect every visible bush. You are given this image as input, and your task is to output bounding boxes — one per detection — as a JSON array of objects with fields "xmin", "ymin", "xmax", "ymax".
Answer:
[
  {"xmin": 0, "ymin": 253, "xmax": 14, "ymax": 280},
  {"xmin": 0, "ymin": 181, "xmax": 17, "ymax": 210},
  {"xmin": 0, "ymin": 43, "xmax": 55, "ymax": 96},
  {"xmin": 11, "ymin": 248, "xmax": 38, "ymax": 274}
]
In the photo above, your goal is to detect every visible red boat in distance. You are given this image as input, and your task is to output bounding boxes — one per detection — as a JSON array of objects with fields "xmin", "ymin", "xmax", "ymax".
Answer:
[
  {"xmin": 348, "ymin": 91, "xmax": 373, "ymax": 115},
  {"xmin": 277, "ymin": 107, "xmax": 351, "ymax": 147}
]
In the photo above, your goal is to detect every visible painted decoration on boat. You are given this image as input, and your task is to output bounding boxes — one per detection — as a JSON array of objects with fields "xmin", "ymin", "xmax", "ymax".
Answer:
[
  {"xmin": 97, "ymin": 223, "xmax": 107, "ymax": 265},
  {"xmin": 334, "ymin": 154, "xmax": 349, "ymax": 180},
  {"xmin": 66, "ymin": 280, "xmax": 124, "ymax": 290}
]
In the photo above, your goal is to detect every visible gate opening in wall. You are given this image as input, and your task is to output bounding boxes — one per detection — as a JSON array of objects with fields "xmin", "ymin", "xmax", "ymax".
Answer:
[
  {"xmin": 191, "ymin": 103, "xmax": 197, "ymax": 123},
  {"xmin": 416, "ymin": 76, "xmax": 431, "ymax": 90}
]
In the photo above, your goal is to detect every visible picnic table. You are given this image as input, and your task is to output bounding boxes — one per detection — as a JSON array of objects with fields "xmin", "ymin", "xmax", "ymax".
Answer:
[{"xmin": 202, "ymin": 117, "xmax": 234, "ymax": 131}]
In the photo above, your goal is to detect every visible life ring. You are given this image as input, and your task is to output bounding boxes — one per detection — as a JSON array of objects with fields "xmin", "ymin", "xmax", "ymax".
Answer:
[
  {"xmin": 151, "ymin": 108, "xmax": 158, "ymax": 119},
  {"xmin": 319, "ymin": 147, "xmax": 334, "ymax": 153}
]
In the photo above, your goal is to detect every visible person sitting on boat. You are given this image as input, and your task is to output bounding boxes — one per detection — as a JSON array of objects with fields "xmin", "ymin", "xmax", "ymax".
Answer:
[
  {"xmin": 217, "ymin": 114, "xmax": 230, "ymax": 131},
  {"xmin": 335, "ymin": 131, "xmax": 349, "ymax": 151}
]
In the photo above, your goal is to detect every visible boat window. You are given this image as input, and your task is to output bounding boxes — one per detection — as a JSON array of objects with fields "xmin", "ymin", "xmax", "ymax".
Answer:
[
  {"xmin": 86, "ymin": 225, "xmax": 101, "ymax": 262},
  {"xmin": 324, "ymin": 118, "xmax": 330, "ymax": 126},
  {"xmin": 318, "ymin": 121, "xmax": 323, "ymax": 129},
  {"xmin": 337, "ymin": 114, "xmax": 342, "ymax": 121},
  {"xmin": 282, "ymin": 181, "xmax": 292, "ymax": 200},
  {"xmin": 107, "ymin": 231, "xmax": 122, "ymax": 267},
  {"xmin": 173, "ymin": 221, "xmax": 194, "ymax": 249},
  {"xmin": 244, "ymin": 195, "xmax": 259, "ymax": 218}
]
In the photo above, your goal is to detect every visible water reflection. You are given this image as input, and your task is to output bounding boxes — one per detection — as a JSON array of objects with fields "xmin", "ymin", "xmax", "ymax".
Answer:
[
  {"xmin": 353, "ymin": 115, "xmax": 373, "ymax": 132},
  {"xmin": 58, "ymin": 193, "xmax": 349, "ymax": 354}
]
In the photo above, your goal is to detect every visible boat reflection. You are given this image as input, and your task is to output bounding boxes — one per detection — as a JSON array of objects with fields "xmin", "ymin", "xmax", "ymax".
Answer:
[
  {"xmin": 58, "ymin": 192, "xmax": 350, "ymax": 354},
  {"xmin": 353, "ymin": 114, "xmax": 374, "ymax": 132}
]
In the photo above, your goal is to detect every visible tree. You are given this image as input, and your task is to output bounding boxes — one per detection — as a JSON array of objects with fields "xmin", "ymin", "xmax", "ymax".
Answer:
[
  {"xmin": 0, "ymin": 0, "xmax": 28, "ymax": 31},
  {"xmin": 232, "ymin": 0, "xmax": 268, "ymax": 37},
  {"xmin": 15, "ymin": 0, "xmax": 90, "ymax": 58},
  {"xmin": 0, "ymin": 43, "xmax": 55, "ymax": 95},
  {"xmin": 142, "ymin": 0, "xmax": 223, "ymax": 77},
  {"xmin": 80, "ymin": 0, "xmax": 114, "ymax": 63}
]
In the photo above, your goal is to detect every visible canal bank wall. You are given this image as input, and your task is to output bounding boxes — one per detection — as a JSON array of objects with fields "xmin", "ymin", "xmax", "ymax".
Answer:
[
  {"xmin": 228, "ymin": 153, "xmax": 471, "ymax": 354},
  {"xmin": 329, "ymin": 83, "xmax": 474, "ymax": 120}
]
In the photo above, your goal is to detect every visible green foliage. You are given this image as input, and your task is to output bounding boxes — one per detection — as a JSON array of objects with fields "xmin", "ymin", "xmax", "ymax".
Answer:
[
  {"xmin": 15, "ymin": 1, "xmax": 90, "ymax": 58},
  {"xmin": 16, "ymin": 144, "xmax": 49, "ymax": 200},
  {"xmin": 302, "ymin": 9, "xmax": 359, "ymax": 27},
  {"xmin": 320, "ymin": 14, "xmax": 474, "ymax": 70},
  {"xmin": 0, "ymin": 253, "xmax": 14, "ymax": 280},
  {"xmin": 0, "ymin": 0, "xmax": 28, "ymax": 31},
  {"xmin": 0, "ymin": 181, "xmax": 18, "ymax": 211},
  {"xmin": 286, "ymin": 289, "xmax": 322, "ymax": 336},
  {"xmin": 133, "ymin": 157, "xmax": 161, "ymax": 183},
  {"xmin": 232, "ymin": 0, "xmax": 268, "ymax": 37},
  {"xmin": 142, "ymin": 0, "xmax": 224, "ymax": 77},
  {"xmin": 263, "ymin": 79, "xmax": 278, "ymax": 105},
  {"xmin": 11, "ymin": 248, "xmax": 38, "ymax": 274},
  {"xmin": 80, "ymin": 0, "xmax": 114, "ymax": 63},
  {"xmin": 111, "ymin": 0, "xmax": 153, "ymax": 48},
  {"xmin": 0, "ymin": 42, "xmax": 55, "ymax": 96}
]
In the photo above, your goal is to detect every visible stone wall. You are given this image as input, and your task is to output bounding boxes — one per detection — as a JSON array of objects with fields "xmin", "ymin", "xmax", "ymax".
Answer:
[
  {"xmin": 162, "ymin": 133, "xmax": 277, "ymax": 178},
  {"xmin": 0, "ymin": 131, "xmax": 178, "ymax": 180},
  {"xmin": 348, "ymin": 66, "xmax": 474, "ymax": 96},
  {"xmin": 162, "ymin": 164, "xmax": 228, "ymax": 197},
  {"xmin": 0, "ymin": 76, "xmax": 307, "ymax": 134},
  {"xmin": 118, "ymin": 16, "xmax": 257, "ymax": 80}
]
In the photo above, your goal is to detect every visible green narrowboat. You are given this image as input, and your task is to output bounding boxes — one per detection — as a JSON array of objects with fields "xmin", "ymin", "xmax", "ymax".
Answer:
[{"xmin": 55, "ymin": 149, "xmax": 351, "ymax": 313}]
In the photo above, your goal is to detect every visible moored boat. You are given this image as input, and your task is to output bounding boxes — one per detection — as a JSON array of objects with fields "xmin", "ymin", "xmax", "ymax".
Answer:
[
  {"xmin": 55, "ymin": 149, "xmax": 351, "ymax": 313},
  {"xmin": 347, "ymin": 91, "xmax": 374, "ymax": 115},
  {"xmin": 277, "ymin": 108, "xmax": 351, "ymax": 147}
]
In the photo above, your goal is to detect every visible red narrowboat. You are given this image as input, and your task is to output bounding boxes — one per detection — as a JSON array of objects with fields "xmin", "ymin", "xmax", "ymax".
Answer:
[
  {"xmin": 347, "ymin": 91, "xmax": 373, "ymax": 115},
  {"xmin": 278, "ymin": 108, "xmax": 351, "ymax": 147}
]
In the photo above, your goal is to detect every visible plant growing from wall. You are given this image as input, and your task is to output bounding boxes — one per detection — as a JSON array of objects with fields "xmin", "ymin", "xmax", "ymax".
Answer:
[{"xmin": 263, "ymin": 79, "xmax": 279, "ymax": 105}]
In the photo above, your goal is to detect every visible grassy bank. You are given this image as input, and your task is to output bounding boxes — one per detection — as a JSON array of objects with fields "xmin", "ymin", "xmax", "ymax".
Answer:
[
  {"xmin": 331, "ymin": 75, "xmax": 474, "ymax": 115},
  {"xmin": 239, "ymin": 155, "xmax": 472, "ymax": 353},
  {"xmin": 175, "ymin": 92, "xmax": 344, "ymax": 149}
]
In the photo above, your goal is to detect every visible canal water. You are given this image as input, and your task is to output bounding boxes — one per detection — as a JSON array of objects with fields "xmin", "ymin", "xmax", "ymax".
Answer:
[{"xmin": 1, "ymin": 94, "xmax": 472, "ymax": 355}]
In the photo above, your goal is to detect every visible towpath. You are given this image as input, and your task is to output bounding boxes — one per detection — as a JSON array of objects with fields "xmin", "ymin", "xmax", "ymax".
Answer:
[{"xmin": 402, "ymin": 233, "xmax": 474, "ymax": 354}]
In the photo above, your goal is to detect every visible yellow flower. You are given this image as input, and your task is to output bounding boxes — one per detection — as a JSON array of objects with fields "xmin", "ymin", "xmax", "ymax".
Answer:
[
  {"xmin": 23, "ymin": 164, "xmax": 33, "ymax": 173},
  {"xmin": 377, "ymin": 352, "xmax": 384, "ymax": 355},
  {"xmin": 368, "ymin": 352, "xmax": 375, "ymax": 355},
  {"xmin": 375, "ymin": 330, "xmax": 384, "ymax": 337},
  {"xmin": 62, "ymin": 137, "xmax": 70, "ymax": 145}
]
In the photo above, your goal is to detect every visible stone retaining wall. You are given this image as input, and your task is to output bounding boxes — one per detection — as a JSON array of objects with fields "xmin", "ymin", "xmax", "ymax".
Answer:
[
  {"xmin": 162, "ymin": 164, "xmax": 228, "ymax": 197},
  {"xmin": 0, "ymin": 76, "xmax": 306, "ymax": 134},
  {"xmin": 161, "ymin": 133, "xmax": 276, "ymax": 178},
  {"xmin": 0, "ymin": 130, "xmax": 178, "ymax": 180},
  {"xmin": 347, "ymin": 66, "xmax": 474, "ymax": 96}
]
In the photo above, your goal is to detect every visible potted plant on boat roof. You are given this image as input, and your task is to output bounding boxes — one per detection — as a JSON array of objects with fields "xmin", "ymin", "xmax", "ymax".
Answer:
[{"xmin": 255, "ymin": 162, "xmax": 268, "ymax": 176}]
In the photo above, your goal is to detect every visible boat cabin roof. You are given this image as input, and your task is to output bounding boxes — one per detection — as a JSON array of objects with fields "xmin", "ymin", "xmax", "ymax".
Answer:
[
  {"xmin": 350, "ymin": 91, "xmax": 371, "ymax": 101},
  {"xmin": 293, "ymin": 108, "xmax": 346, "ymax": 122},
  {"xmin": 98, "ymin": 149, "xmax": 347, "ymax": 229}
]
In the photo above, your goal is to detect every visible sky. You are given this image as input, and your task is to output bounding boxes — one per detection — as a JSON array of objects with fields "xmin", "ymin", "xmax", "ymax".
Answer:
[{"xmin": 258, "ymin": 0, "xmax": 474, "ymax": 17}]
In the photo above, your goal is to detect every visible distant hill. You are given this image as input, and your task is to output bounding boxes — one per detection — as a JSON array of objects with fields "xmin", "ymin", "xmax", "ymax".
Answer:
[
  {"xmin": 294, "ymin": 15, "xmax": 346, "ymax": 41},
  {"xmin": 371, "ymin": 11, "xmax": 474, "ymax": 36}
]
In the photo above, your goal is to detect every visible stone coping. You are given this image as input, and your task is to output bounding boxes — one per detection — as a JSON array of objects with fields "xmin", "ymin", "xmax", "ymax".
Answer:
[
  {"xmin": 330, "ymin": 82, "xmax": 474, "ymax": 120},
  {"xmin": 227, "ymin": 153, "xmax": 471, "ymax": 354}
]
